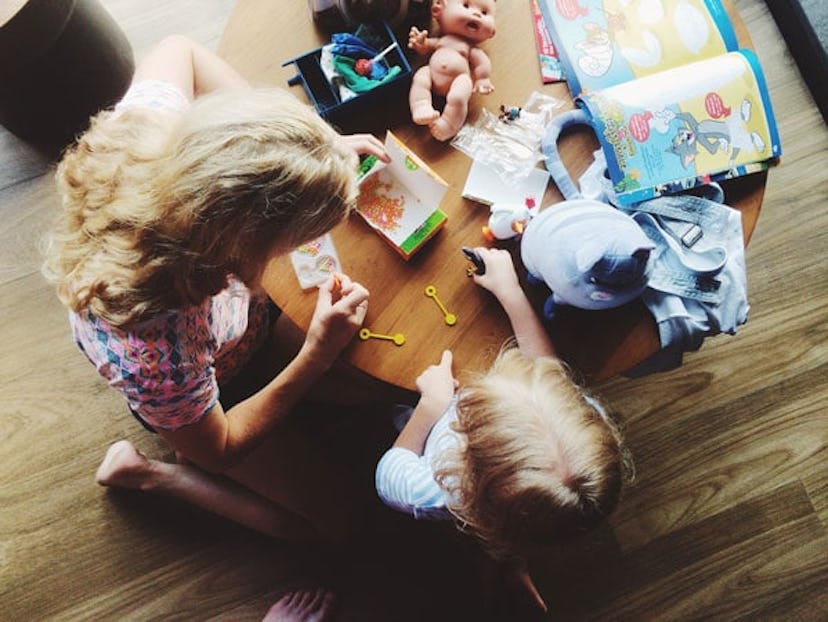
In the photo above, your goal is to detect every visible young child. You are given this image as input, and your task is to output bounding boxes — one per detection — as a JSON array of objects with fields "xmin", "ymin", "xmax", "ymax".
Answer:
[
  {"xmin": 375, "ymin": 247, "xmax": 632, "ymax": 612},
  {"xmin": 408, "ymin": 0, "xmax": 497, "ymax": 141}
]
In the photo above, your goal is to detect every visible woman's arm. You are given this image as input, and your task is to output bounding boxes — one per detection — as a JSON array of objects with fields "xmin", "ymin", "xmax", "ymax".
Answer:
[
  {"xmin": 133, "ymin": 34, "xmax": 249, "ymax": 101},
  {"xmin": 472, "ymin": 248, "xmax": 556, "ymax": 359},
  {"xmin": 159, "ymin": 274, "xmax": 368, "ymax": 473}
]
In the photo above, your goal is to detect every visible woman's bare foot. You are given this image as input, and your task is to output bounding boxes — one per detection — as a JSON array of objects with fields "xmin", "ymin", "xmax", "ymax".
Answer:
[
  {"xmin": 262, "ymin": 588, "xmax": 336, "ymax": 622},
  {"xmin": 95, "ymin": 440, "xmax": 154, "ymax": 490}
]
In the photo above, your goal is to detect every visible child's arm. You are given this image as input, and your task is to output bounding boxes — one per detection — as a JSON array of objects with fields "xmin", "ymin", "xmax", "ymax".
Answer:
[
  {"xmin": 393, "ymin": 350, "xmax": 456, "ymax": 455},
  {"xmin": 472, "ymin": 248, "xmax": 556, "ymax": 359}
]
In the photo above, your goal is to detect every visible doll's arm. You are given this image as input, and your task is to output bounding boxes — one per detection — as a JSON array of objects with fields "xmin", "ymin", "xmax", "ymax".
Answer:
[
  {"xmin": 472, "ymin": 248, "xmax": 556, "ymax": 358},
  {"xmin": 409, "ymin": 26, "xmax": 439, "ymax": 56},
  {"xmin": 469, "ymin": 47, "xmax": 494, "ymax": 94}
]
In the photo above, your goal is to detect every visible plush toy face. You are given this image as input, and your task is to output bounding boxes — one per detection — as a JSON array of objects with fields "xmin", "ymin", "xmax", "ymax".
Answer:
[
  {"xmin": 434, "ymin": 0, "xmax": 497, "ymax": 43},
  {"xmin": 520, "ymin": 200, "xmax": 654, "ymax": 312}
]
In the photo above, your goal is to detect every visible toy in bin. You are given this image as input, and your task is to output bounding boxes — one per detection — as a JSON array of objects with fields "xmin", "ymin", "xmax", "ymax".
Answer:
[{"xmin": 282, "ymin": 22, "xmax": 412, "ymax": 133}]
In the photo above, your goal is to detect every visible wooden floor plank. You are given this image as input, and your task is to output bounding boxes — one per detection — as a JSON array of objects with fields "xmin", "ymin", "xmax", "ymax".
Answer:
[{"xmin": 1, "ymin": 0, "xmax": 825, "ymax": 620}]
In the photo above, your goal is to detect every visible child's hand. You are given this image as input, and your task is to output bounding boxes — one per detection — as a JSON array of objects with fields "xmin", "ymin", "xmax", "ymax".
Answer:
[
  {"xmin": 415, "ymin": 350, "xmax": 458, "ymax": 415},
  {"xmin": 303, "ymin": 273, "xmax": 368, "ymax": 369},
  {"xmin": 339, "ymin": 134, "xmax": 390, "ymax": 162},
  {"xmin": 472, "ymin": 248, "xmax": 521, "ymax": 300},
  {"xmin": 392, "ymin": 350, "xmax": 457, "ymax": 454},
  {"xmin": 408, "ymin": 27, "xmax": 430, "ymax": 55}
]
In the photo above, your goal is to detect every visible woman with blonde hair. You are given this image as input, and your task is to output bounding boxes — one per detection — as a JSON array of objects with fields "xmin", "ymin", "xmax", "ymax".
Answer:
[
  {"xmin": 44, "ymin": 34, "xmax": 389, "ymax": 621},
  {"xmin": 375, "ymin": 247, "xmax": 633, "ymax": 615}
]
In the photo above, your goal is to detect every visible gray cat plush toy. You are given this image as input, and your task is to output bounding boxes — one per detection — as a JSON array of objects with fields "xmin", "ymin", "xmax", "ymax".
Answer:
[{"xmin": 520, "ymin": 199, "xmax": 653, "ymax": 320}]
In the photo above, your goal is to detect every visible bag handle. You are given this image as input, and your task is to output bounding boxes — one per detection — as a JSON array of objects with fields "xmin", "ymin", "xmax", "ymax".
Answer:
[{"xmin": 541, "ymin": 108, "xmax": 593, "ymax": 201}]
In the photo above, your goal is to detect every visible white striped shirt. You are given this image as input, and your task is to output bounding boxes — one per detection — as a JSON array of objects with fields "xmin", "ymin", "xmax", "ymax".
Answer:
[{"xmin": 375, "ymin": 399, "xmax": 461, "ymax": 521}]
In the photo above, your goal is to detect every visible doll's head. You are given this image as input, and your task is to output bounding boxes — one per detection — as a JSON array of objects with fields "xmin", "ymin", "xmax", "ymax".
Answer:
[
  {"xmin": 433, "ymin": 0, "xmax": 497, "ymax": 43},
  {"xmin": 435, "ymin": 347, "xmax": 632, "ymax": 560}
]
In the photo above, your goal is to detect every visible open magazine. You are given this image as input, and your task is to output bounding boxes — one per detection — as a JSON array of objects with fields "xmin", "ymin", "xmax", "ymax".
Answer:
[{"xmin": 538, "ymin": 0, "xmax": 781, "ymax": 205}]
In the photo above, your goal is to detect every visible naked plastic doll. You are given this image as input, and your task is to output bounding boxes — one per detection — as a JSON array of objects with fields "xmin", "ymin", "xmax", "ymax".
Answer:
[{"xmin": 408, "ymin": 0, "xmax": 496, "ymax": 141}]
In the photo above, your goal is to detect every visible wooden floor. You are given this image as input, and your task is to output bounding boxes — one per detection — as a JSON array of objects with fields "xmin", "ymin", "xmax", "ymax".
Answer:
[{"xmin": 1, "ymin": 1, "xmax": 825, "ymax": 620}]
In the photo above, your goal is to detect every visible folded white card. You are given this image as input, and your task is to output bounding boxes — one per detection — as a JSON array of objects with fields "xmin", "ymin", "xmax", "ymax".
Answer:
[{"xmin": 462, "ymin": 159, "xmax": 549, "ymax": 207}]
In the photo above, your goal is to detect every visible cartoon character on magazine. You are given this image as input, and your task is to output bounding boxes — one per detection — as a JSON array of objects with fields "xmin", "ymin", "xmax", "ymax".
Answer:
[
  {"xmin": 575, "ymin": 22, "xmax": 614, "ymax": 78},
  {"xmin": 666, "ymin": 98, "xmax": 767, "ymax": 169}
]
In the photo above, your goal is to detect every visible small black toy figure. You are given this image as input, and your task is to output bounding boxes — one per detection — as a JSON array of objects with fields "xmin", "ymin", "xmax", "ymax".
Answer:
[
  {"xmin": 462, "ymin": 246, "xmax": 486, "ymax": 277},
  {"xmin": 499, "ymin": 104, "xmax": 521, "ymax": 123}
]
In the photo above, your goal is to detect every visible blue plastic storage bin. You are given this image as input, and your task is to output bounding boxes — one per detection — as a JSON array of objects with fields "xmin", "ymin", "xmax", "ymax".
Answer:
[{"xmin": 282, "ymin": 21, "xmax": 412, "ymax": 132}]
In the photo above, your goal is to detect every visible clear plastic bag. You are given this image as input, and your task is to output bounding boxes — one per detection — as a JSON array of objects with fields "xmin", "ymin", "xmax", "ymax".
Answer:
[{"xmin": 451, "ymin": 91, "xmax": 565, "ymax": 185}]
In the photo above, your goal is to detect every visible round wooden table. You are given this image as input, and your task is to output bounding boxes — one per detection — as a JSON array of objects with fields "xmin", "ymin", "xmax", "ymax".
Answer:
[{"xmin": 219, "ymin": 0, "xmax": 765, "ymax": 391}]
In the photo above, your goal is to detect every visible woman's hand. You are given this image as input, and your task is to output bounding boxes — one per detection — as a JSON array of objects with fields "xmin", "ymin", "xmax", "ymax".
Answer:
[
  {"xmin": 472, "ymin": 247, "xmax": 522, "ymax": 302},
  {"xmin": 302, "ymin": 272, "xmax": 369, "ymax": 369},
  {"xmin": 339, "ymin": 133, "xmax": 390, "ymax": 162},
  {"xmin": 415, "ymin": 350, "xmax": 458, "ymax": 417}
]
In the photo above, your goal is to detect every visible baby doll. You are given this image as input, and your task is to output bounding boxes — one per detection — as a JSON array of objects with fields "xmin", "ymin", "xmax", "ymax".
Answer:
[{"xmin": 408, "ymin": 0, "xmax": 497, "ymax": 141}]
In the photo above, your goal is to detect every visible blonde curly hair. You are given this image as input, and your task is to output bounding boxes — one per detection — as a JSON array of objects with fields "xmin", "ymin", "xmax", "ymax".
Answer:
[
  {"xmin": 435, "ymin": 347, "xmax": 633, "ymax": 560},
  {"xmin": 43, "ymin": 87, "xmax": 358, "ymax": 327}
]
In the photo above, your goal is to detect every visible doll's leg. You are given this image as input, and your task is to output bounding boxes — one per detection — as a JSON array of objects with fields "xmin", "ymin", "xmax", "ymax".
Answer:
[
  {"xmin": 430, "ymin": 74, "xmax": 472, "ymax": 141},
  {"xmin": 409, "ymin": 66, "xmax": 440, "ymax": 125}
]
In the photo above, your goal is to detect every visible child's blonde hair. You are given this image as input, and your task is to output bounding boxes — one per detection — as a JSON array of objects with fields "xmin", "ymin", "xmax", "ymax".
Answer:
[
  {"xmin": 43, "ymin": 88, "xmax": 358, "ymax": 327},
  {"xmin": 435, "ymin": 347, "xmax": 632, "ymax": 560}
]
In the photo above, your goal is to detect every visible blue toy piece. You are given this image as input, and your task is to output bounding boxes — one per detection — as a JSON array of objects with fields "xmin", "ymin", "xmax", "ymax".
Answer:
[{"xmin": 520, "ymin": 199, "xmax": 654, "ymax": 319}]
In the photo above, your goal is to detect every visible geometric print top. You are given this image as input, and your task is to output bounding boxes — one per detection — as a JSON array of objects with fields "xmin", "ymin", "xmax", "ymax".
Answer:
[{"xmin": 70, "ymin": 278, "xmax": 272, "ymax": 431}]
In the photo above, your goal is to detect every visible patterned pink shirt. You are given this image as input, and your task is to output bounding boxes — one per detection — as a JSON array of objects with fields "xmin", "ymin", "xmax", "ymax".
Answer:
[{"xmin": 71, "ymin": 279, "xmax": 272, "ymax": 431}]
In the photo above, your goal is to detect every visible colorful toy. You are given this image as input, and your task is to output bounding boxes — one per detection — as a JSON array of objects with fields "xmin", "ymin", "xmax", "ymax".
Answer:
[
  {"xmin": 498, "ymin": 105, "xmax": 521, "ymax": 123},
  {"xmin": 354, "ymin": 42, "xmax": 399, "ymax": 77},
  {"xmin": 408, "ymin": 0, "xmax": 497, "ymax": 141},
  {"xmin": 482, "ymin": 198, "xmax": 538, "ymax": 241},
  {"xmin": 424, "ymin": 285, "xmax": 457, "ymax": 325},
  {"xmin": 520, "ymin": 199, "xmax": 654, "ymax": 319},
  {"xmin": 359, "ymin": 327, "xmax": 406, "ymax": 345},
  {"xmin": 462, "ymin": 246, "xmax": 486, "ymax": 277}
]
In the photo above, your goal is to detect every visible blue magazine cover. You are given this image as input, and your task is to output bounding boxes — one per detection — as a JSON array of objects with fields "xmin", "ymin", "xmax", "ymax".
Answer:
[
  {"xmin": 537, "ymin": 0, "xmax": 739, "ymax": 96},
  {"xmin": 578, "ymin": 49, "xmax": 781, "ymax": 204},
  {"xmin": 537, "ymin": 1, "xmax": 780, "ymax": 205}
]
